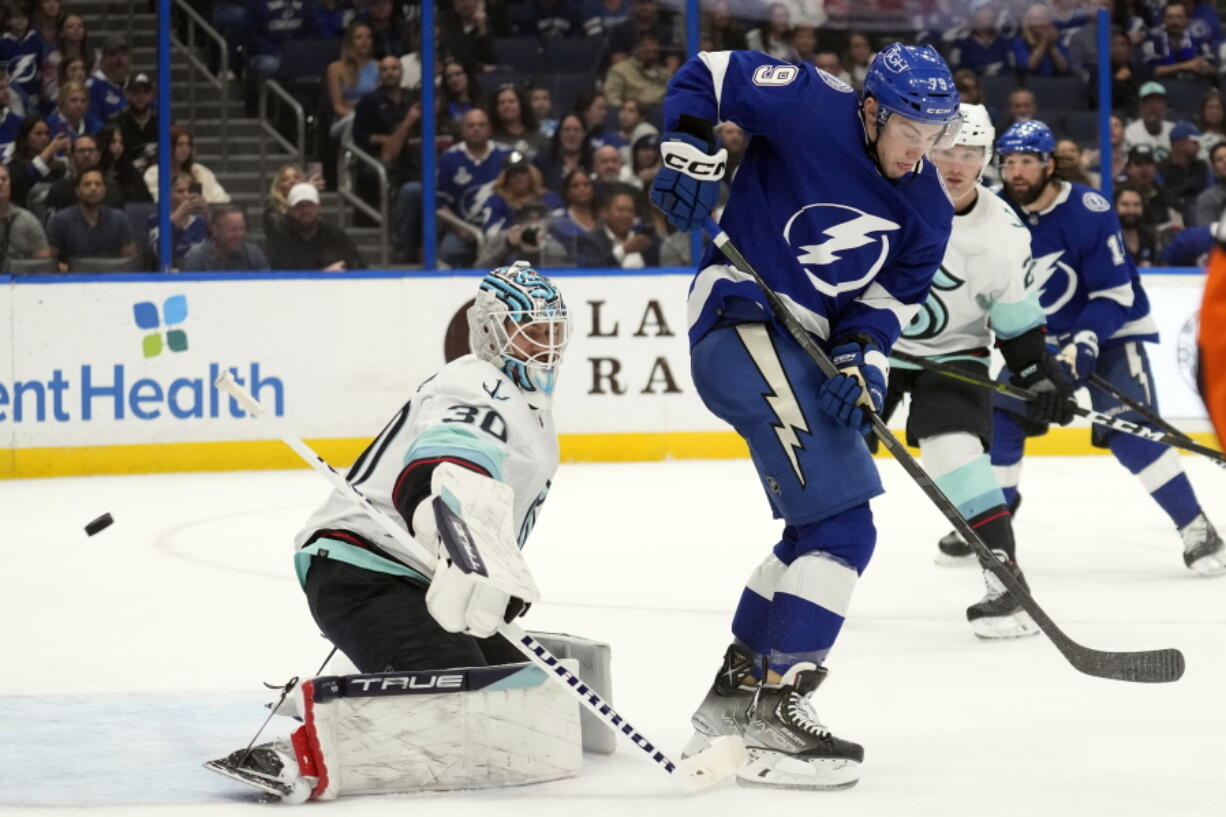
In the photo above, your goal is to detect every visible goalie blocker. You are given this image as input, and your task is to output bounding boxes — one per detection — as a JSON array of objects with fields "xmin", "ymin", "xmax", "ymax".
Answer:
[{"xmin": 205, "ymin": 633, "xmax": 614, "ymax": 802}]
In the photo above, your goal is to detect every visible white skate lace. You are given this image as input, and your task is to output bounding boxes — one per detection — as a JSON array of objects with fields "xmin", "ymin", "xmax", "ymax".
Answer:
[{"xmin": 784, "ymin": 692, "xmax": 831, "ymax": 738}]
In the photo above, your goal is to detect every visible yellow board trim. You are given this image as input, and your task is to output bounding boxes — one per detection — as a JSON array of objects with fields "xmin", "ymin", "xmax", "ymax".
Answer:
[{"xmin": 2, "ymin": 429, "xmax": 1220, "ymax": 479}]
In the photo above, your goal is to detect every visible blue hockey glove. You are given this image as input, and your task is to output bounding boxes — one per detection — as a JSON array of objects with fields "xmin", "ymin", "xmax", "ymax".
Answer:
[
  {"xmin": 1012, "ymin": 351, "xmax": 1077, "ymax": 426},
  {"xmin": 1055, "ymin": 330, "xmax": 1099, "ymax": 384},
  {"xmin": 649, "ymin": 123, "xmax": 727, "ymax": 232},
  {"xmin": 817, "ymin": 340, "xmax": 888, "ymax": 433}
]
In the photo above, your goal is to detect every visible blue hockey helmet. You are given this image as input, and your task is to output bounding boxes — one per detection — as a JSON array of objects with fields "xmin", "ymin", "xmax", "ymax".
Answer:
[
  {"xmin": 468, "ymin": 261, "xmax": 571, "ymax": 409},
  {"xmin": 863, "ymin": 42, "xmax": 962, "ymax": 147},
  {"xmin": 997, "ymin": 120, "xmax": 1057, "ymax": 160}
]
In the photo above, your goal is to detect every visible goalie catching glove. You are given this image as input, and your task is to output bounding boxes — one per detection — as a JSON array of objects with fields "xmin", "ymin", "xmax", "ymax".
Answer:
[{"xmin": 413, "ymin": 463, "xmax": 540, "ymax": 638}]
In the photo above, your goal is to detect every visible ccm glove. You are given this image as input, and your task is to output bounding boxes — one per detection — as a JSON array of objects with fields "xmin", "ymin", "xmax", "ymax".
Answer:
[
  {"xmin": 1055, "ymin": 329, "xmax": 1099, "ymax": 383},
  {"xmin": 817, "ymin": 338, "xmax": 888, "ymax": 434},
  {"xmin": 1012, "ymin": 351, "xmax": 1077, "ymax": 426},
  {"xmin": 649, "ymin": 116, "xmax": 727, "ymax": 232}
]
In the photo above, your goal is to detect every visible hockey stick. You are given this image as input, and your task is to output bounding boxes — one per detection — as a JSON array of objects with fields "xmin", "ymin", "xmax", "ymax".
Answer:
[
  {"xmin": 214, "ymin": 371, "xmax": 745, "ymax": 792},
  {"xmin": 702, "ymin": 218, "xmax": 1184, "ymax": 684},
  {"xmin": 1087, "ymin": 373, "xmax": 1226, "ymax": 469},
  {"xmin": 889, "ymin": 350, "xmax": 1226, "ymax": 466}
]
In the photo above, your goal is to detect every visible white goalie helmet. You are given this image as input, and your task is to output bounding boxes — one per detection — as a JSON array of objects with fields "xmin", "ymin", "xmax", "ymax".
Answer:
[
  {"xmin": 468, "ymin": 261, "xmax": 571, "ymax": 410},
  {"xmin": 953, "ymin": 103, "xmax": 996, "ymax": 180}
]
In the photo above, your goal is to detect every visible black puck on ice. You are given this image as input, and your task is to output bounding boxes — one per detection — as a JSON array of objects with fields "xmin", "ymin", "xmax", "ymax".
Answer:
[{"xmin": 85, "ymin": 513, "xmax": 113, "ymax": 536}]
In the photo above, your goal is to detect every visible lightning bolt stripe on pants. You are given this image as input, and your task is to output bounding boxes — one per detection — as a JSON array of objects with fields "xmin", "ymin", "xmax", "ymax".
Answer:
[{"xmin": 734, "ymin": 323, "xmax": 812, "ymax": 487}]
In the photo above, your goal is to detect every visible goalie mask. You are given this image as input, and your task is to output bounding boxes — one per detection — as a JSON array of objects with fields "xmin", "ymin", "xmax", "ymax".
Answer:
[{"xmin": 468, "ymin": 261, "xmax": 571, "ymax": 409}]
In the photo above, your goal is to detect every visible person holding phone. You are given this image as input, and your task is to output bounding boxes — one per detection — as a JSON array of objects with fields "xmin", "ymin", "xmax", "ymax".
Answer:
[{"xmin": 145, "ymin": 172, "xmax": 209, "ymax": 270}]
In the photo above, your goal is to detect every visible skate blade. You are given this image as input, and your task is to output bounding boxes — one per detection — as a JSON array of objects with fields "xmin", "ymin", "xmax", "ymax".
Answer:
[
  {"xmin": 970, "ymin": 611, "xmax": 1040, "ymax": 640},
  {"xmin": 673, "ymin": 735, "xmax": 747, "ymax": 792},
  {"xmin": 203, "ymin": 759, "xmax": 313, "ymax": 804},
  {"xmin": 1188, "ymin": 552, "xmax": 1226, "ymax": 577},
  {"xmin": 736, "ymin": 748, "xmax": 859, "ymax": 791}
]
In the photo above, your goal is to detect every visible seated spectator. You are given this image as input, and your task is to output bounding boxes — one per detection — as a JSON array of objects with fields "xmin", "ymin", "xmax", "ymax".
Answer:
[
  {"xmin": 0, "ymin": 164, "xmax": 50, "ymax": 270},
  {"xmin": 439, "ymin": 59, "xmax": 479, "ymax": 131},
  {"xmin": 264, "ymin": 162, "xmax": 324, "ymax": 244},
  {"xmin": 1054, "ymin": 138, "xmax": 1097, "ymax": 187},
  {"xmin": 531, "ymin": 85, "xmax": 558, "ymax": 139},
  {"xmin": 1051, "ymin": 0, "xmax": 1089, "ymax": 30},
  {"xmin": 745, "ymin": 3, "xmax": 794, "ymax": 62},
  {"xmin": 534, "ymin": 112, "xmax": 591, "ymax": 191},
  {"xmin": 1010, "ymin": 2, "xmax": 1070, "ymax": 76},
  {"xmin": 362, "ymin": 0, "xmax": 410, "ymax": 58},
  {"xmin": 46, "ymin": 80, "xmax": 101, "ymax": 136},
  {"xmin": 1115, "ymin": 182, "xmax": 1158, "ymax": 265},
  {"xmin": 1141, "ymin": 1, "xmax": 1216, "ymax": 81},
  {"xmin": 144, "ymin": 125, "xmax": 230, "ymax": 203},
  {"xmin": 437, "ymin": 108, "xmax": 510, "ymax": 267},
  {"xmin": 950, "ymin": 2, "xmax": 1012, "ymax": 75},
  {"xmin": 1193, "ymin": 142, "xmax": 1226, "ymax": 225},
  {"xmin": 815, "ymin": 51, "xmax": 853, "ymax": 87},
  {"xmin": 1161, "ymin": 121, "xmax": 1210, "ymax": 221},
  {"xmin": 489, "ymin": 84, "xmax": 546, "ymax": 159},
  {"xmin": 998, "ymin": 87, "xmax": 1038, "ymax": 133},
  {"xmin": 790, "ymin": 25, "xmax": 818, "ymax": 67},
  {"xmin": 1123, "ymin": 143, "xmax": 1183, "ymax": 233},
  {"xmin": 630, "ymin": 132, "xmax": 660, "ymax": 189},
  {"xmin": 46, "ymin": 133, "xmax": 123, "ymax": 216},
  {"xmin": 608, "ymin": 0, "xmax": 674, "ymax": 66},
  {"xmin": 96, "ymin": 124, "xmax": 147, "ymax": 203},
  {"xmin": 182, "ymin": 204, "xmax": 270, "ymax": 271},
  {"xmin": 592, "ymin": 143, "xmax": 641, "ymax": 195},
  {"xmin": 1114, "ymin": 0, "xmax": 1151, "ymax": 45},
  {"xmin": 1197, "ymin": 89, "xmax": 1226, "ymax": 157},
  {"xmin": 582, "ymin": 0, "xmax": 631, "ymax": 37},
  {"xmin": 147, "ymin": 172, "xmax": 210, "ymax": 270},
  {"xmin": 1100, "ymin": 31, "xmax": 1140, "ymax": 114},
  {"xmin": 1086, "ymin": 114, "xmax": 1127, "ymax": 183},
  {"xmin": 576, "ymin": 89, "xmax": 625, "ymax": 152},
  {"xmin": 1125, "ymin": 82, "xmax": 1175, "ymax": 162},
  {"xmin": 550, "ymin": 167, "xmax": 599, "ymax": 256},
  {"xmin": 267, "ymin": 182, "xmax": 365, "ymax": 271},
  {"xmin": 87, "ymin": 36, "xmax": 130, "ymax": 123},
  {"xmin": 108, "ymin": 74, "xmax": 156, "ymax": 189},
  {"xmin": 578, "ymin": 189, "xmax": 659, "ymax": 267},
  {"xmin": 482, "ymin": 150, "xmax": 562, "ymax": 238},
  {"xmin": 1184, "ymin": 0, "xmax": 1224, "ymax": 52},
  {"xmin": 1067, "ymin": 0, "xmax": 1110, "ymax": 82},
  {"xmin": 55, "ymin": 54, "xmax": 86, "ymax": 100},
  {"xmin": 311, "ymin": 0, "xmax": 358, "ymax": 40},
  {"xmin": 604, "ymin": 33, "xmax": 673, "ymax": 109},
  {"xmin": 325, "ymin": 21, "xmax": 378, "ymax": 144},
  {"xmin": 9, "ymin": 115, "xmax": 68, "ymax": 209},
  {"xmin": 700, "ymin": 0, "xmax": 747, "ymax": 52},
  {"xmin": 845, "ymin": 32, "xmax": 876, "ymax": 91},
  {"xmin": 476, "ymin": 200, "xmax": 569, "ymax": 268},
  {"xmin": 616, "ymin": 97, "xmax": 657, "ymax": 165},
  {"xmin": 40, "ymin": 13, "xmax": 88, "ymax": 113},
  {"xmin": 245, "ymin": 0, "xmax": 316, "ymax": 111},
  {"xmin": 45, "ymin": 168, "xmax": 136, "ymax": 271},
  {"xmin": 510, "ymin": 0, "xmax": 583, "ymax": 39},
  {"xmin": 0, "ymin": 2, "xmax": 44, "ymax": 111},
  {"xmin": 1159, "ymin": 223, "xmax": 1215, "ymax": 265},
  {"xmin": 440, "ymin": 0, "xmax": 495, "ymax": 73},
  {"xmin": 32, "ymin": 0, "xmax": 59, "ymax": 52},
  {"xmin": 0, "ymin": 72, "xmax": 25, "ymax": 162}
]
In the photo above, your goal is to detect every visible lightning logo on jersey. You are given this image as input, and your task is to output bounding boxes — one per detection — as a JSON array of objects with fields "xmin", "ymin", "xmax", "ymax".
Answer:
[
  {"xmin": 784, "ymin": 204, "xmax": 902, "ymax": 297},
  {"xmin": 1030, "ymin": 250, "xmax": 1079, "ymax": 316}
]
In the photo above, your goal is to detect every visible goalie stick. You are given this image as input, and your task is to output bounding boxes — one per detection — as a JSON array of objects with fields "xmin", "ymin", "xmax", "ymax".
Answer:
[
  {"xmin": 214, "ymin": 370, "xmax": 746, "ymax": 792},
  {"xmin": 702, "ymin": 217, "xmax": 1184, "ymax": 684},
  {"xmin": 889, "ymin": 350, "xmax": 1226, "ymax": 467},
  {"xmin": 1087, "ymin": 373, "xmax": 1226, "ymax": 471}
]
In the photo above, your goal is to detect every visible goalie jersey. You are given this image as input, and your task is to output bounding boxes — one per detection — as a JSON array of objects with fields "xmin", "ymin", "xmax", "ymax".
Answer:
[
  {"xmin": 893, "ymin": 183, "xmax": 1046, "ymax": 364},
  {"xmin": 666, "ymin": 50, "xmax": 954, "ymax": 352},
  {"xmin": 292, "ymin": 355, "xmax": 559, "ymax": 586},
  {"xmin": 999, "ymin": 181, "xmax": 1158, "ymax": 347}
]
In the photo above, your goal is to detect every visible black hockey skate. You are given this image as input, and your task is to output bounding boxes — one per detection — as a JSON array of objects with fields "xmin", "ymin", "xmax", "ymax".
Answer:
[
  {"xmin": 966, "ymin": 550, "xmax": 1038, "ymax": 640},
  {"xmin": 682, "ymin": 643, "xmax": 758, "ymax": 759},
  {"xmin": 204, "ymin": 741, "xmax": 313, "ymax": 804},
  {"xmin": 738, "ymin": 663, "xmax": 863, "ymax": 790},
  {"xmin": 935, "ymin": 494, "xmax": 1022, "ymax": 566},
  {"xmin": 1182, "ymin": 513, "xmax": 1226, "ymax": 576}
]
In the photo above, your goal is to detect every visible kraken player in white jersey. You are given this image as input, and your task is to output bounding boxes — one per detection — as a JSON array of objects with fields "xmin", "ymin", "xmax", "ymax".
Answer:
[{"xmin": 882, "ymin": 104, "xmax": 1076, "ymax": 638}]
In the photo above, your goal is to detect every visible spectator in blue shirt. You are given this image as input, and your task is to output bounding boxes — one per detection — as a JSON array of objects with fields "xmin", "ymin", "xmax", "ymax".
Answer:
[
  {"xmin": 511, "ymin": 0, "xmax": 584, "ymax": 39},
  {"xmin": 436, "ymin": 107, "xmax": 510, "ymax": 267},
  {"xmin": 0, "ymin": 2, "xmax": 44, "ymax": 110},
  {"xmin": 950, "ymin": 3, "xmax": 1012, "ymax": 75},
  {"xmin": 1010, "ymin": 1, "xmax": 1070, "ymax": 76},
  {"xmin": 246, "ymin": 0, "xmax": 316, "ymax": 86},
  {"xmin": 1183, "ymin": 0, "xmax": 1224, "ymax": 51},
  {"xmin": 582, "ymin": 0, "xmax": 631, "ymax": 38},
  {"xmin": 147, "ymin": 172, "xmax": 210, "ymax": 270},
  {"xmin": 0, "ymin": 71, "xmax": 25, "ymax": 162},
  {"xmin": 46, "ymin": 80, "xmax": 101, "ymax": 137},
  {"xmin": 1141, "ymin": 2, "xmax": 1217, "ymax": 81},
  {"xmin": 45, "ymin": 168, "xmax": 136, "ymax": 271},
  {"xmin": 86, "ymin": 35, "xmax": 130, "ymax": 123}
]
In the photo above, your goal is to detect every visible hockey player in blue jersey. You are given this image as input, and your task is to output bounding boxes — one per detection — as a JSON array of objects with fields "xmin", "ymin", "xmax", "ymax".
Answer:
[
  {"xmin": 991, "ymin": 120, "xmax": 1224, "ymax": 575},
  {"xmin": 649, "ymin": 43, "xmax": 960, "ymax": 789}
]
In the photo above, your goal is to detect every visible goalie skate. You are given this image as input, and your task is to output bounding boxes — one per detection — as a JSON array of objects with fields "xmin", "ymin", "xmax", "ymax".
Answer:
[
  {"xmin": 682, "ymin": 643, "xmax": 757, "ymax": 759},
  {"xmin": 1182, "ymin": 513, "xmax": 1226, "ymax": 577},
  {"xmin": 966, "ymin": 551, "xmax": 1038, "ymax": 640},
  {"xmin": 204, "ymin": 741, "xmax": 313, "ymax": 804},
  {"xmin": 736, "ymin": 664, "xmax": 862, "ymax": 791}
]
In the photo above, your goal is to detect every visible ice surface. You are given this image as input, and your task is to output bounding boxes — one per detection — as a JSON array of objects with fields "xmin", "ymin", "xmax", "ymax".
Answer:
[{"xmin": 2, "ymin": 455, "xmax": 1224, "ymax": 816}]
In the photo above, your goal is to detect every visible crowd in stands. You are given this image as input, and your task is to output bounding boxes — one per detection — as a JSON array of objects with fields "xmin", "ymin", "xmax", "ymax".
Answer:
[{"xmin": 8, "ymin": 0, "xmax": 1226, "ymax": 273}]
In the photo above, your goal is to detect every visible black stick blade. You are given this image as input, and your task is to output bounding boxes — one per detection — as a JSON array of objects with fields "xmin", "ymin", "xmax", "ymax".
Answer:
[{"xmin": 1069, "ymin": 647, "xmax": 1186, "ymax": 684}]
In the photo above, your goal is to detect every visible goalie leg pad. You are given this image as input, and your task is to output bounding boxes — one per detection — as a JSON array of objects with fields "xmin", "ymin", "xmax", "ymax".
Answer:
[
  {"xmin": 302, "ymin": 662, "xmax": 582, "ymax": 798},
  {"xmin": 529, "ymin": 631, "xmax": 615, "ymax": 755}
]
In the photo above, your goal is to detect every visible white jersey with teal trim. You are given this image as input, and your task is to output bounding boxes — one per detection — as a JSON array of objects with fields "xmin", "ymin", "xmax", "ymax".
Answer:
[
  {"xmin": 292, "ymin": 355, "xmax": 559, "ymax": 582},
  {"xmin": 893, "ymin": 184, "xmax": 1045, "ymax": 363}
]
